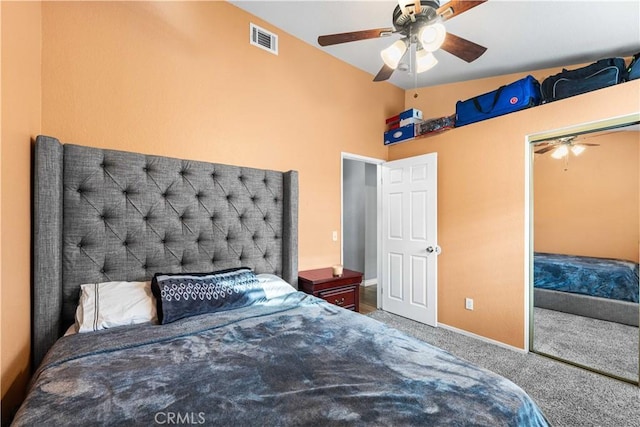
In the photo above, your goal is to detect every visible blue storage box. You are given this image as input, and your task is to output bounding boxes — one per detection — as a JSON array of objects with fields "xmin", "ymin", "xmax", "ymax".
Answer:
[
  {"xmin": 384, "ymin": 124, "xmax": 415, "ymax": 145},
  {"xmin": 385, "ymin": 108, "xmax": 423, "ymax": 126},
  {"xmin": 399, "ymin": 108, "xmax": 422, "ymax": 121}
]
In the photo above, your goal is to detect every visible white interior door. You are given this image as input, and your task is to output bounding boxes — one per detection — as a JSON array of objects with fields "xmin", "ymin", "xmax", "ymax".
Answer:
[{"xmin": 381, "ymin": 153, "xmax": 438, "ymax": 326}]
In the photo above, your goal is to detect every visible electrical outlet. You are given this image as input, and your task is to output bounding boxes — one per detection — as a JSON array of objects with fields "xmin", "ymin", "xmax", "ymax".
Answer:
[
  {"xmin": 332, "ymin": 231, "xmax": 338, "ymax": 241},
  {"xmin": 465, "ymin": 298, "xmax": 474, "ymax": 310}
]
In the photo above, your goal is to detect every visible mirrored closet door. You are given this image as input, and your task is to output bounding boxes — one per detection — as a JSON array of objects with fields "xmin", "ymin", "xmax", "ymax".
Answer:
[{"xmin": 530, "ymin": 115, "xmax": 640, "ymax": 383}]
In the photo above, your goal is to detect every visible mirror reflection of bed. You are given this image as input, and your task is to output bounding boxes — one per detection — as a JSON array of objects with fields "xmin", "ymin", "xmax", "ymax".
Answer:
[{"xmin": 531, "ymin": 119, "xmax": 640, "ymax": 383}]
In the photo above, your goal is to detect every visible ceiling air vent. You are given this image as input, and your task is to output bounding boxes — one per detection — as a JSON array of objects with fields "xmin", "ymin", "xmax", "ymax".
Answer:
[{"xmin": 250, "ymin": 23, "xmax": 278, "ymax": 55}]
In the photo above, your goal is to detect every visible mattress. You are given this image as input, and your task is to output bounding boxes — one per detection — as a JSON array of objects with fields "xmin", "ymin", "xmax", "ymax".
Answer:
[{"xmin": 13, "ymin": 292, "xmax": 548, "ymax": 426}]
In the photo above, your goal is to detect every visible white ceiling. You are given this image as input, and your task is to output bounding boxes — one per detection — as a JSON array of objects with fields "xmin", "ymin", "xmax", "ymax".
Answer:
[{"xmin": 230, "ymin": 0, "xmax": 640, "ymax": 89}]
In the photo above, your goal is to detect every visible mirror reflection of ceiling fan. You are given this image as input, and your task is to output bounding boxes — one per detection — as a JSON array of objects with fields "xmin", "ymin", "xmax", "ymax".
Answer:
[
  {"xmin": 317, "ymin": 0, "xmax": 488, "ymax": 82},
  {"xmin": 534, "ymin": 135, "xmax": 600, "ymax": 159}
]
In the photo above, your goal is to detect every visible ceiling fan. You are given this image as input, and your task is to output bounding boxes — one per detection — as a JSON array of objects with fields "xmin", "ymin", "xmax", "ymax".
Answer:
[
  {"xmin": 317, "ymin": 0, "xmax": 488, "ymax": 82},
  {"xmin": 534, "ymin": 136, "xmax": 600, "ymax": 159}
]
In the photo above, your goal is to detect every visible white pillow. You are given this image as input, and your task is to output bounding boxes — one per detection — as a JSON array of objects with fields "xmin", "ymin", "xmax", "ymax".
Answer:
[
  {"xmin": 256, "ymin": 273, "xmax": 297, "ymax": 299},
  {"xmin": 75, "ymin": 281, "xmax": 157, "ymax": 333}
]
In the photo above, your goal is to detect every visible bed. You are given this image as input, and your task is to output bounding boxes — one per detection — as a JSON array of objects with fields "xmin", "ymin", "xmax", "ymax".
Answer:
[
  {"xmin": 534, "ymin": 252, "xmax": 640, "ymax": 327},
  {"xmin": 13, "ymin": 136, "xmax": 549, "ymax": 426}
]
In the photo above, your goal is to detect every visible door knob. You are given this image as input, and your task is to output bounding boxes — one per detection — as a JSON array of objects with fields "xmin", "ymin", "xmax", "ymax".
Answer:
[{"xmin": 426, "ymin": 245, "xmax": 441, "ymax": 255}]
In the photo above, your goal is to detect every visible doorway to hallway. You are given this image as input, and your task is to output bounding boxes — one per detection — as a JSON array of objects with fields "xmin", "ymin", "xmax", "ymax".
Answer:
[{"xmin": 342, "ymin": 154, "xmax": 383, "ymax": 311}]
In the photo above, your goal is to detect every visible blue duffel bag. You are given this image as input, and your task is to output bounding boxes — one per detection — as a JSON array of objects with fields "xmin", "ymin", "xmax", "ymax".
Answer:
[
  {"xmin": 540, "ymin": 57, "xmax": 626, "ymax": 103},
  {"xmin": 455, "ymin": 75, "xmax": 541, "ymax": 127},
  {"xmin": 627, "ymin": 52, "xmax": 640, "ymax": 81}
]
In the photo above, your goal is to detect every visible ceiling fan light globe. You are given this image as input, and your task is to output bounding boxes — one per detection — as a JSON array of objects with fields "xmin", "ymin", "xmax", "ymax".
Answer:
[
  {"xmin": 381, "ymin": 39, "xmax": 407, "ymax": 69},
  {"xmin": 570, "ymin": 145, "xmax": 586, "ymax": 156},
  {"xmin": 551, "ymin": 145, "xmax": 569, "ymax": 159},
  {"xmin": 419, "ymin": 22, "xmax": 446, "ymax": 52},
  {"xmin": 416, "ymin": 50, "xmax": 438, "ymax": 73}
]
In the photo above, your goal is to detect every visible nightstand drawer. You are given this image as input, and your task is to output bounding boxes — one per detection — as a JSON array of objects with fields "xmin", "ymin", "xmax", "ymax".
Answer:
[{"xmin": 319, "ymin": 286, "xmax": 356, "ymax": 310}]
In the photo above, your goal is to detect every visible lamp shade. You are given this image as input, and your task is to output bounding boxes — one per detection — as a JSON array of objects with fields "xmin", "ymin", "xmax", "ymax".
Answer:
[
  {"xmin": 381, "ymin": 40, "xmax": 407, "ymax": 69},
  {"xmin": 416, "ymin": 50, "xmax": 438, "ymax": 73},
  {"xmin": 419, "ymin": 23, "xmax": 446, "ymax": 52}
]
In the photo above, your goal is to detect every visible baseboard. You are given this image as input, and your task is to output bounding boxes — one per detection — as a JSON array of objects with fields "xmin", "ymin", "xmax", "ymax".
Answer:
[
  {"xmin": 438, "ymin": 323, "xmax": 527, "ymax": 354},
  {"xmin": 362, "ymin": 279, "xmax": 377, "ymax": 287}
]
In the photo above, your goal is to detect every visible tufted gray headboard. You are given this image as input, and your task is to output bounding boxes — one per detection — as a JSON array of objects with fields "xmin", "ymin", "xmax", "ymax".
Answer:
[{"xmin": 32, "ymin": 135, "xmax": 298, "ymax": 369}]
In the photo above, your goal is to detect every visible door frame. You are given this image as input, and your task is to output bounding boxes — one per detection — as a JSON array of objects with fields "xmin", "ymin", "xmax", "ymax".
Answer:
[{"xmin": 341, "ymin": 152, "xmax": 385, "ymax": 308}]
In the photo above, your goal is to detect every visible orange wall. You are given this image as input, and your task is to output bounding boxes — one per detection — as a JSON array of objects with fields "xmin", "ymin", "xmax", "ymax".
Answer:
[
  {"xmin": 1, "ymin": 1, "xmax": 42, "ymax": 423},
  {"xmin": 41, "ymin": 1, "xmax": 403, "ymax": 269},
  {"xmin": 534, "ymin": 131, "xmax": 639, "ymax": 263},
  {"xmin": 390, "ymin": 73, "xmax": 640, "ymax": 349}
]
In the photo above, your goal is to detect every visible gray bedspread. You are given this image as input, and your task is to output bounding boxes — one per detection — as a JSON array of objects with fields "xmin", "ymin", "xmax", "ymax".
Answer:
[{"xmin": 13, "ymin": 293, "xmax": 548, "ymax": 426}]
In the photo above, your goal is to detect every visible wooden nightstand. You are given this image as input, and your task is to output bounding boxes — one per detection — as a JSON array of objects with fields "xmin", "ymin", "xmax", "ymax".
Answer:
[{"xmin": 298, "ymin": 268, "xmax": 362, "ymax": 312}]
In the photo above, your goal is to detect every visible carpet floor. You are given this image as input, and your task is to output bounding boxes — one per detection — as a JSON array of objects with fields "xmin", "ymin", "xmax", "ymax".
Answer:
[
  {"xmin": 367, "ymin": 310, "xmax": 640, "ymax": 427},
  {"xmin": 533, "ymin": 307, "xmax": 639, "ymax": 381}
]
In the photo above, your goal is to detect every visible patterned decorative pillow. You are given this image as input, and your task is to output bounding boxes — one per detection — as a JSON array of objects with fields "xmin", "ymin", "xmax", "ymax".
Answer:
[{"xmin": 151, "ymin": 267, "xmax": 265, "ymax": 324}]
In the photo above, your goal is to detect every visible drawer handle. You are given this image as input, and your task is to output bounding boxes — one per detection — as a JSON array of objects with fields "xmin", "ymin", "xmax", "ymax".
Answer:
[{"xmin": 334, "ymin": 297, "xmax": 345, "ymax": 306}]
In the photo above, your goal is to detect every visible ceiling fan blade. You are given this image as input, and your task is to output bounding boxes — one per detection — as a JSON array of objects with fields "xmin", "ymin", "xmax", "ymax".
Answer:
[
  {"xmin": 534, "ymin": 142, "xmax": 554, "ymax": 148},
  {"xmin": 441, "ymin": 32, "xmax": 487, "ymax": 63},
  {"xmin": 318, "ymin": 28, "xmax": 394, "ymax": 47},
  {"xmin": 438, "ymin": 0, "xmax": 488, "ymax": 22},
  {"xmin": 373, "ymin": 64, "xmax": 395, "ymax": 82},
  {"xmin": 574, "ymin": 129, "xmax": 624, "ymax": 141},
  {"xmin": 535, "ymin": 146, "xmax": 557, "ymax": 154}
]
